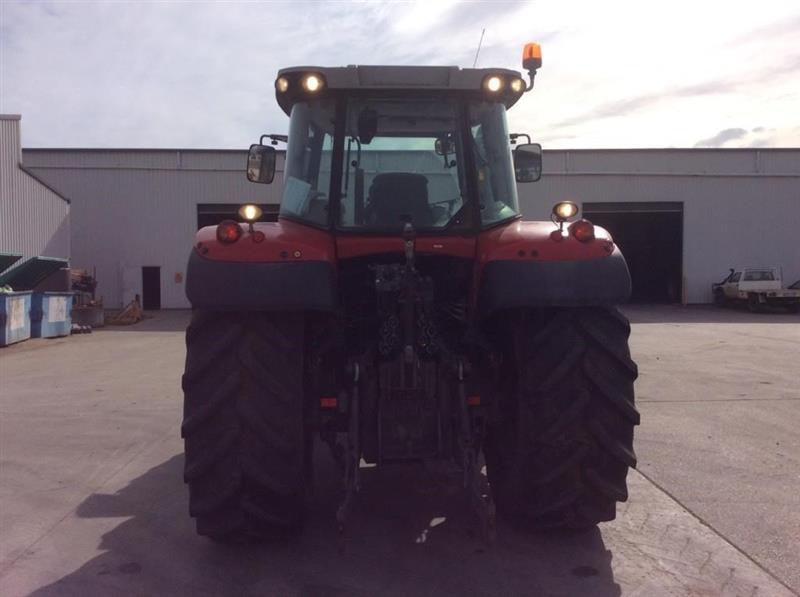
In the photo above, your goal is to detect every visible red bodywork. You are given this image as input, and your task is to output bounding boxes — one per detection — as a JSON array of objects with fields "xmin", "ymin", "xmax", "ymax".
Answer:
[
  {"xmin": 195, "ymin": 218, "xmax": 615, "ymax": 266},
  {"xmin": 194, "ymin": 217, "xmax": 617, "ymax": 314},
  {"xmin": 195, "ymin": 219, "xmax": 335, "ymax": 263}
]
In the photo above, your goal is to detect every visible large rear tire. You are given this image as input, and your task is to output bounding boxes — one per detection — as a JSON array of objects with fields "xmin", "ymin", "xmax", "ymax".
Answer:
[
  {"xmin": 181, "ymin": 310, "xmax": 307, "ymax": 541},
  {"xmin": 485, "ymin": 307, "xmax": 639, "ymax": 529}
]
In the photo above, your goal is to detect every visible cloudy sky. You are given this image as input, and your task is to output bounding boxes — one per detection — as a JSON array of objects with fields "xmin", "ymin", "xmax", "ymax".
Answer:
[{"xmin": 1, "ymin": 0, "xmax": 798, "ymax": 149}]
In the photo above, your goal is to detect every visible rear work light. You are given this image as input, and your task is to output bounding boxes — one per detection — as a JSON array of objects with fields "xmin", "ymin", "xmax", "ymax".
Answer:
[
  {"xmin": 238, "ymin": 203, "xmax": 262, "ymax": 222},
  {"xmin": 553, "ymin": 201, "xmax": 579, "ymax": 222},
  {"xmin": 216, "ymin": 220, "xmax": 242, "ymax": 244},
  {"xmin": 570, "ymin": 219, "xmax": 595, "ymax": 242},
  {"xmin": 302, "ymin": 73, "xmax": 324, "ymax": 93},
  {"xmin": 483, "ymin": 75, "xmax": 504, "ymax": 93}
]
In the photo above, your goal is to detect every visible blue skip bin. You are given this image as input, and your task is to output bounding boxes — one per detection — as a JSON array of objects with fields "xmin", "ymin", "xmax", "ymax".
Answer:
[
  {"xmin": 1, "ymin": 291, "xmax": 32, "ymax": 347},
  {"xmin": 31, "ymin": 292, "xmax": 74, "ymax": 338}
]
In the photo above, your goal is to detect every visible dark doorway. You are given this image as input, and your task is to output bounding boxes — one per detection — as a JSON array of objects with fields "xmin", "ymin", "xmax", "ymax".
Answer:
[
  {"xmin": 141, "ymin": 267, "xmax": 161, "ymax": 310},
  {"xmin": 583, "ymin": 202, "xmax": 683, "ymax": 303},
  {"xmin": 196, "ymin": 203, "xmax": 279, "ymax": 229}
]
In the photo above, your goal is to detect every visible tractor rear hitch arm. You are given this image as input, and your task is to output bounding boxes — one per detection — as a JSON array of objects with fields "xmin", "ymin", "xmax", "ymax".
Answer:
[
  {"xmin": 457, "ymin": 360, "xmax": 496, "ymax": 544},
  {"xmin": 337, "ymin": 361, "xmax": 361, "ymax": 542}
]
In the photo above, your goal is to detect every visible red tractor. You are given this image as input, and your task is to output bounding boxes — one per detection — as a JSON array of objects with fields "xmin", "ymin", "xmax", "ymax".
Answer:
[{"xmin": 182, "ymin": 44, "xmax": 638, "ymax": 542}]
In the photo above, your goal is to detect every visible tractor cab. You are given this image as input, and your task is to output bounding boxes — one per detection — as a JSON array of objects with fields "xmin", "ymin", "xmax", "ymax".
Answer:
[{"xmin": 247, "ymin": 57, "xmax": 543, "ymax": 236}]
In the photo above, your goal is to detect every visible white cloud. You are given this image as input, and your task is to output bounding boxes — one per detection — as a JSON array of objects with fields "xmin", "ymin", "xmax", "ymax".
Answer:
[{"xmin": 1, "ymin": 0, "xmax": 798, "ymax": 148}]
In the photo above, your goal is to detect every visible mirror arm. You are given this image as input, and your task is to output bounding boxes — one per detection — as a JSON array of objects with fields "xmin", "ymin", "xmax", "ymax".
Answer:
[
  {"xmin": 260, "ymin": 133, "xmax": 288, "ymax": 146},
  {"xmin": 441, "ymin": 149, "xmax": 451, "ymax": 169}
]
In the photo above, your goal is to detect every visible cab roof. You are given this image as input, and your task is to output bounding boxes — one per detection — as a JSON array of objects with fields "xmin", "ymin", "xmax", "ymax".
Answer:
[{"xmin": 275, "ymin": 65, "xmax": 525, "ymax": 115}]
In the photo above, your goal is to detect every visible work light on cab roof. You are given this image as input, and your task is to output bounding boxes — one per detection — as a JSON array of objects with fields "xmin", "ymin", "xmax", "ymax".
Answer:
[{"xmin": 272, "ymin": 41, "xmax": 543, "ymax": 108}]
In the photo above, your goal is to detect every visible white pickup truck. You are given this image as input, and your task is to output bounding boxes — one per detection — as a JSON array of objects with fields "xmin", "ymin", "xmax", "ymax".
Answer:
[{"xmin": 712, "ymin": 267, "xmax": 800, "ymax": 312}]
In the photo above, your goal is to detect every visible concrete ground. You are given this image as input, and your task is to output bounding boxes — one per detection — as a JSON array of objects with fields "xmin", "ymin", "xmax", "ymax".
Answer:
[
  {"xmin": 625, "ymin": 305, "xmax": 800, "ymax": 594},
  {"xmin": 0, "ymin": 306, "xmax": 797, "ymax": 596}
]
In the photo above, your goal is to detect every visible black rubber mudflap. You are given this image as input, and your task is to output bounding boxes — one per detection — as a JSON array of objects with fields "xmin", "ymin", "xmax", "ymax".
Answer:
[
  {"xmin": 181, "ymin": 310, "xmax": 306, "ymax": 541},
  {"xmin": 485, "ymin": 307, "xmax": 639, "ymax": 529}
]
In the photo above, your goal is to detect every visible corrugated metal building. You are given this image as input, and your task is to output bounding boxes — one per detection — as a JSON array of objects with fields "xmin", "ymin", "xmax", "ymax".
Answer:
[
  {"xmin": 20, "ymin": 149, "xmax": 282, "ymax": 309},
  {"xmin": 0, "ymin": 115, "xmax": 70, "ymax": 267},
  {"xmin": 536, "ymin": 149, "xmax": 800, "ymax": 304},
  {"xmin": 21, "ymin": 146, "xmax": 800, "ymax": 308}
]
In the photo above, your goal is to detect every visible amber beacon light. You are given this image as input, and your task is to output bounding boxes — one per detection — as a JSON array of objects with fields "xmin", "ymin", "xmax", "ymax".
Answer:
[
  {"xmin": 521, "ymin": 42, "xmax": 542, "ymax": 90},
  {"xmin": 523, "ymin": 43, "xmax": 542, "ymax": 71}
]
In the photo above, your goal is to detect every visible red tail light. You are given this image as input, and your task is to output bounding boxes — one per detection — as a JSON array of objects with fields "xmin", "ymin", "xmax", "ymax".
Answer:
[
  {"xmin": 320, "ymin": 397, "xmax": 338, "ymax": 409},
  {"xmin": 569, "ymin": 219, "xmax": 595, "ymax": 242},
  {"xmin": 216, "ymin": 220, "xmax": 242, "ymax": 244}
]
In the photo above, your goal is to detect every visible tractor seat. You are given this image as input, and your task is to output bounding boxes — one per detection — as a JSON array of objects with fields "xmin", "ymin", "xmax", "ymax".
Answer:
[{"xmin": 366, "ymin": 173, "xmax": 432, "ymax": 228}]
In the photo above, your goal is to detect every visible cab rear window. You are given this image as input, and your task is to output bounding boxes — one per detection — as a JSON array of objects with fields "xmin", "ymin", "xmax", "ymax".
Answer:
[{"xmin": 744, "ymin": 270, "xmax": 775, "ymax": 281}]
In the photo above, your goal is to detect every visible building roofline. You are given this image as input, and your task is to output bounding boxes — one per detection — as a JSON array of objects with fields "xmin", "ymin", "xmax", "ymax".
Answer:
[
  {"xmin": 21, "ymin": 146, "xmax": 800, "ymax": 153},
  {"xmin": 18, "ymin": 164, "xmax": 71, "ymax": 204},
  {"xmin": 541, "ymin": 147, "xmax": 800, "ymax": 152},
  {"xmin": 22, "ymin": 147, "xmax": 255, "ymax": 153},
  {"xmin": 0, "ymin": 114, "xmax": 22, "ymax": 121}
]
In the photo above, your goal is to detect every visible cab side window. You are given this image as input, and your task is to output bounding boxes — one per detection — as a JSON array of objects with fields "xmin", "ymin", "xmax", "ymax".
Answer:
[{"xmin": 280, "ymin": 102, "xmax": 335, "ymax": 226}]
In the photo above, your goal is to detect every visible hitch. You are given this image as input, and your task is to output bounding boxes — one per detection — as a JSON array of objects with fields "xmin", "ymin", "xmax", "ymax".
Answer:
[
  {"xmin": 402, "ymin": 221, "xmax": 417, "ymax": 365},
  {"xmin": 337, "ymin": 361, "xmax": 361, "ymax": 541}
]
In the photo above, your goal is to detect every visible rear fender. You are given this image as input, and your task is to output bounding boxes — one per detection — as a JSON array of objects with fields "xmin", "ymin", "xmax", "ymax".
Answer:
[
  {"xmin": 186, "ymin": 219, "xmax": 337, "ymax": 311},
  {"xmin": 476, "ymin": 221, "xmax": 631, "ymax": 314}
]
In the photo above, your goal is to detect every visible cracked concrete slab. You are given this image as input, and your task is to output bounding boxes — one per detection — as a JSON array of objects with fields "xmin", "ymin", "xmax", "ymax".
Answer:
[{"xmin": 627, "ymin": 304, "xmax": 800, "ymax": 593}]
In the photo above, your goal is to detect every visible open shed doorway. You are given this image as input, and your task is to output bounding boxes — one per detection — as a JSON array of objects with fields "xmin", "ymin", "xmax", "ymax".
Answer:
[
  {"xmin": 141, "ymin": 266, "xmax": 161, "ymax": 310},
  {"xmin": 583, "ymin": 202, "xmax": 683, "ymax": 303}
]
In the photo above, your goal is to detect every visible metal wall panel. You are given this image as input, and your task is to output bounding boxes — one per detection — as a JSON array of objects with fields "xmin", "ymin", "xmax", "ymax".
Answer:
[
  {"xmin": 21, "ymin": 146, "xmax": 800, "ymax": 307},
  {"xmin": 521, "ymin": 172, "xmax": 800, "ymax": 303},
  {"xmin": 23, "ymin": 148, "xmax": 289, "ymax": 174},
  {"xmin": 19, "ymin": 150, "xmax": 177, "ymax": 170},
  {"xmin": 542, "ymin": 149, "xmax": 800, "ymax": 176},
  {"xmin": 759, "ymin": 150, "xmax": 800, "ymax": 175},
  {"xmin": 563, "ymin": 150, "xmax": 758, "ymax": 175},
  {"xmin": 17, "ymin": 161, "xmax": 283, "ymax": 309},
  {"xmin": 0, "ymin": 117, "xmax": 70, "ymax": 270}
]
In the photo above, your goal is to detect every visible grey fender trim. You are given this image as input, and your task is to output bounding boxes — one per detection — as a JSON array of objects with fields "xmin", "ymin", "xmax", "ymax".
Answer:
[
  {"xmin": 478, "ymin": 248, "xmax": 631, "ymax": 314},
  {"xmin": 185, "ymin": 251, "xmax": 336, "ymax": 311}
]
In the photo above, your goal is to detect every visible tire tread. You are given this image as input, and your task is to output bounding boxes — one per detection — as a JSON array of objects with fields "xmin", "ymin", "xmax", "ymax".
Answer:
[
  {"xmin": 182, "ymin": 310, "xmax": 306, "ymax": 541},
  {"xmin": 486, "ymin": 307, "xmax": 639, "ymax": 529}
]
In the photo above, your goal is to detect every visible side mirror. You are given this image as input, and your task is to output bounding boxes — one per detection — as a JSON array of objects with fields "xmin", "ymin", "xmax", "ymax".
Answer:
[
  {"xmin": 435, "ymin": 136, "xmax": 456, "ymax": 156},
  {"xmin": 514, "ymin": 143, "xmax": 542, "ymax": 183},
  {"xmin": 246, "ymin": 144, "xmax": 276, "ymax": 184}
]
